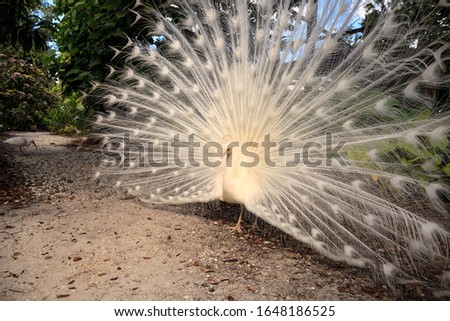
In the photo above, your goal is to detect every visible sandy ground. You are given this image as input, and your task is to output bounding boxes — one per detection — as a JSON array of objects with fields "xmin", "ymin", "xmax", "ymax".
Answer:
[{"xmin": 0, "ymin": 132, "xmax": 393, "ymax": 301}]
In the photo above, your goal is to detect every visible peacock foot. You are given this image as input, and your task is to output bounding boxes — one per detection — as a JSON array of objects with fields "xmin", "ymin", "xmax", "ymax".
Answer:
[{"xmin": 228, "ymin": 223, "xmax": 244, "ymax": 233}]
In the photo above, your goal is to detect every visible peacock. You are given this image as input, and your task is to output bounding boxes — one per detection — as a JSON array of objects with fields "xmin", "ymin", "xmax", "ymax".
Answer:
[{"xmin": 92, "ymin": 0, "xmax": 450, "ymax": 298}]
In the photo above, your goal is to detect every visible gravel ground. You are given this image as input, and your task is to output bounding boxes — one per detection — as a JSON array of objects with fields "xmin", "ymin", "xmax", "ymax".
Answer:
[{"xmin": 0, "ymin": 132, "xmax": 394, "ymax": 300}]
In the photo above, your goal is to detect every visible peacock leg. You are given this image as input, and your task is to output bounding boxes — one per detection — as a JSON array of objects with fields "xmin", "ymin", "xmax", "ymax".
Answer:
[
  {"xmin": 229, "ymin": 205, "xmax": 245, "ymax": 233},
  {"xmin": 249, "ymin": 216, "xmax": 260, "ymax": 232}
]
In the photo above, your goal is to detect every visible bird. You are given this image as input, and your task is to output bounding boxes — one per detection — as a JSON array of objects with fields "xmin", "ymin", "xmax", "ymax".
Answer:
[
  {"xmin": 3, "ymin": 136, "xmax": 37, "ymax": 153},
  {"xmin": 92, "ymin": 0, "xmax": 450, "ymax": 298}
]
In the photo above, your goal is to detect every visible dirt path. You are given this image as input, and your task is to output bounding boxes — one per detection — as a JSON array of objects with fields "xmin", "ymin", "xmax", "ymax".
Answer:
[{"xmin": 0, "ymin": 132, "xmax": 391, "ymax": 300}]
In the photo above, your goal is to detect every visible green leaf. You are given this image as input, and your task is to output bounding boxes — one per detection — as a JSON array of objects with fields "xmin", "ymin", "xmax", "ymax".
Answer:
[
  {"xmin": 443, "ymin": 164, "xmax": 450, "ymax": 176},
  {"xmin": 69, "ymin": 47, "xmax": 80, "ymax": 55},
  {"xmin": 88, "ymin": 58, "xmax": 102, "ymax": 69}
]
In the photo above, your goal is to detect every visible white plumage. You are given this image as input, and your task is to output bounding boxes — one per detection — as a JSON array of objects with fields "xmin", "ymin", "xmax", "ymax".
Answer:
[
  {"xmin": 3, "ymin": 136, "xmax": 37, "ymax": 152},
  {"xmin": 93, "ymin": 0, "xmax": 450, "ymax": 297}
]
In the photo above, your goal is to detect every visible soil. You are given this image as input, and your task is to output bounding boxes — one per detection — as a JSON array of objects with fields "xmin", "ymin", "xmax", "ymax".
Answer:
[{"xmin": 0, "ymin": 132, "xmax": 393, "ymax": 301}]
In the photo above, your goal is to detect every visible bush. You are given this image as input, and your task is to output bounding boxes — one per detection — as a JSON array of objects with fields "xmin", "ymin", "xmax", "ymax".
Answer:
[
  {"xmin": 43, "ymin": 86, "xmax": 91, "ymax": 134},
  {"xmin": 0, "ymin": 51, "xmax": 58, "ymax": 131}
]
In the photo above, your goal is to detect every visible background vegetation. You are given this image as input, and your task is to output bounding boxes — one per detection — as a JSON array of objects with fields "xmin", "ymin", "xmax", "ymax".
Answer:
[{"xmin": 0, "ymin": 0, "xmax": 448, "ymax": 137}]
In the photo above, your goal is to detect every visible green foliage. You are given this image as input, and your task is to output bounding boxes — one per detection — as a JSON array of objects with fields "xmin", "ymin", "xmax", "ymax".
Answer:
[
  {"xmin": 346, "ymin": 131, "xmax": 449, "ymax": 182},
  {"xmin": 382, "ymin": 140, "xmax": 449, "ymax": 181},
  {"xmin": 0, "ymin": 50, "xmax": 58, "ymax": 131},
  {"xmin": 393, "ymin": 1, "xmax": 449, "ymax": 45},
  {"xmin": 43, "ymin": 87, "xmax": 92, "ymax": 134},
  {"xmin": 52, "ymin": 0, "xmax": 140, "ymax": 96},
  {"xmin": 338, "ymin": 86, "xmax": 449, "ymax": 181},
  {"xmin": 0, "ymin": 48, "xmax": 93, "ymax": 133},
  {"xmin": 350, "ymin": 0, "xmax": 450, "ymax": 48},
  {"xmin": 52, "ymin": 0, "xmax": 205, "ymax": 97},
  {"xmin": 0, "ymin": 0, "xmax": 53, "ymax": 52},
  {"xmin": 346, "ymin": 142, "xmax": 449, "ymax": 187}
]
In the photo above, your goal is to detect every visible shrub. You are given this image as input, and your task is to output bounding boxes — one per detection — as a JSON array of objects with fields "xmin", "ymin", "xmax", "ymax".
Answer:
[
  {"xmin": 43, "ymin": 86, "xmax": 91, "ymax": 134},
  {"xmin": 0, "ymin": 51, "xmax": 58, "ymax": 130}
]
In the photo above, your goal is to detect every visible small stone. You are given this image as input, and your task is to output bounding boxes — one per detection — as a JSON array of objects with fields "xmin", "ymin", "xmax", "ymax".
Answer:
[{"xmin": 248, "ymin": 286, "xmax": 257, "ymax": 292}]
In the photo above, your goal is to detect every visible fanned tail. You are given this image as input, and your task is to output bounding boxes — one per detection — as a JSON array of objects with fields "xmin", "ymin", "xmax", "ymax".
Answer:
[{"xmin": 92, "ymin": 0, "xmax": 450, "ymax": 297}]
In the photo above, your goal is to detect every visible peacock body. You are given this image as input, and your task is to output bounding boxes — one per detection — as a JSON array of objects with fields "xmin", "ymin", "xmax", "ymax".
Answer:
[{"xmin": 93, "ymin": 0, "xmax": 450, "ymax": 297}]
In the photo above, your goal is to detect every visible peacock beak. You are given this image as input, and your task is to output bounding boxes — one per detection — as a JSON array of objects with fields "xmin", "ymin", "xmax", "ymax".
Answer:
[{"xmin": 223, "ymin": 147, "xmax": 231, "ymax": 158}]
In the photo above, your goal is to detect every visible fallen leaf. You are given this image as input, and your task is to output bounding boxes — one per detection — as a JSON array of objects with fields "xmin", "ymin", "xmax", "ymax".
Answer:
[
  {"xmin": 222, "ymin": 258, "xmax": 238, "ymax": 263},
  {"xmin": 56, "ymin": 294, "xmax": 70, "ymax": 298},
  {"xmin": 361, "ymin": 286, "xmax": 375, "ymax": 294},
  {"xmin": 201, "ymin": 268, "xmax": 215, "ymax": 273}
]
